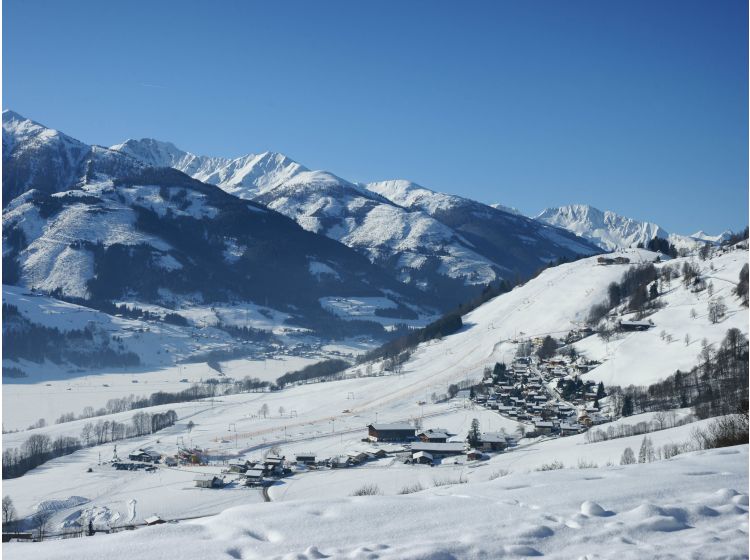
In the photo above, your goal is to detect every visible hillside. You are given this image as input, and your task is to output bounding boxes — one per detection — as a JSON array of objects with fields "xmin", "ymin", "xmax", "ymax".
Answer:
[{"xmin": 3, "ymin": 113, "xmax": 439, "ymax": 359}]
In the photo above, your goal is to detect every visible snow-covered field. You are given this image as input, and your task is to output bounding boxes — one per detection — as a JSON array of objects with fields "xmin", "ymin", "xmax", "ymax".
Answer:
[
  {"xmin": 6, "ymin": 445, "xmax": 747, "ymax": 560},
  {"xmin": 1, "ymin": 355, "xmax": 322, "ymax": 432},
  {"xmin": 3, "ymin": 247, "xmax": 747, "ymax": 558}
]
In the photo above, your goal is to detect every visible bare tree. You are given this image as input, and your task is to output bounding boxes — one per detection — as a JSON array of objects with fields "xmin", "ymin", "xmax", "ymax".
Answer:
[
  {"xmin": 259, "ymin": 404, "xmax": 269, "ymax": 419},
  {"xmin": 2, "ymin": 496, "xmax": 16, "ymax": 528},
  {"xmin": 653, "ymin": 411, "xmax": 667, "ymax": 430},
  {"xmin": 80, "ymin": 422, "xmax": 93, "ymax": 447},
  {"xmin": 278, "ymin": 406, "xmax": 285, "ymax": 417},
  {"xmin": 32, "ymin": 509, "xmax": 53, "ymax": 541},
  {"xmin": 187, "ymin": 420, "xmax": 195, "ymax": 434},
  {"xmin": 684, "ymin": 333, "xmax": 691, "ymax": 346},
  {"xmin": 708, "ymin": 297, "xmax": 727, "ymax": 324}
]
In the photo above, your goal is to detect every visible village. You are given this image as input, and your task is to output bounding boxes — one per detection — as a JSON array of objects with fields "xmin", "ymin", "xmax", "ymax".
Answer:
[{"xmin": 103, "ymin": 338, "xmax": 615, "ymax": 507}]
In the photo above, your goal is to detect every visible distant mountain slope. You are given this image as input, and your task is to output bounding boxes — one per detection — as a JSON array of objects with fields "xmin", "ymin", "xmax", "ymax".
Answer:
[
  {"xmin": 112, "ymin": 140, "xmax": 506, "ymax": 303},
  {"xmin": 114, "ymin": 141, "xmax": 602, "ymax": 306},
  {"xmin": 367, "ymin": 180, "xmax": 600, "ymax": 276},
  {"xmin": 536, "ymin": 204, "xmax": 729, "ymax": 252},
  {"xmin": 2, "ymin": 110, "xmax": 143, "ymax": 204},
  {"xmin": 536, "ymin": 204, "xmax": 668, "ymax": 251},
  {"xmin": 3, "ymin": 112, "xmax": 435, "ymax": 339}
]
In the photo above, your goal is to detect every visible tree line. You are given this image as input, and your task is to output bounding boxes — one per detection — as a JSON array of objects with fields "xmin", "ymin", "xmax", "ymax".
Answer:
[
  {"xmin": 2, "ymin": 409, "xmax": 177, "ymax": 479},
  {"xmin": 610, "ymin": 328, "xmax": 748, "ymax": 420}
]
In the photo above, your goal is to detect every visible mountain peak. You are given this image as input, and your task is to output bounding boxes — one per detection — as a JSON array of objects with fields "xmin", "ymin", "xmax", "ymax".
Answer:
[{"xmin": 537, "ymin": 204, "xmax": 668, "ymax": 251}]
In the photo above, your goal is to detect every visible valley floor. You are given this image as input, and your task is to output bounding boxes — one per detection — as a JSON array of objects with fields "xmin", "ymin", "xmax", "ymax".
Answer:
[{"xmin": 5, "ymin": 445, "xmax": 747, "ymax": 560}]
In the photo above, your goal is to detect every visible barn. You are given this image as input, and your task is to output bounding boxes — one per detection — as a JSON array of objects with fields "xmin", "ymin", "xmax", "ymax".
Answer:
[{"xmin": 367, "ymin": 423, "xmax": 415, "ymax": 442}]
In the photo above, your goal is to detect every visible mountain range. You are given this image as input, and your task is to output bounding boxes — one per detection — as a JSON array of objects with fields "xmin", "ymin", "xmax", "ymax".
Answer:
[
  {"xmin": 2, "ymin": 109, "xmax": 734, "ymax": 347},
  {"xmin": 536, "ymin": 204, "xmax": 731, "ymax": 252},
  {"xmin": 111, "ymin": 138, "xmax": 600, "ymax": 302}
]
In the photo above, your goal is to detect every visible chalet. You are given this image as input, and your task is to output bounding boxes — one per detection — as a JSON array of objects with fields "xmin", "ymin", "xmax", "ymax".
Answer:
[
  {"xmin": 533, "ymin": 421, "xmax": 554, "ymax": 435},
  {"xmin": 560, "ymin": 423, "xmax": 582, "ymax": 436},
  {"xmin": 346, "ymin": 451, "xmax": 369, "ymax": 464},
  {"xmin": 578, "ymin": 413, "xmax": 594, "ymax": 428},
  {"xmin": 194, "ymin": 474, "xmax": 224, "ymax": 488},
  {"xmin": 417, "ymin": 429, "xmax": 451, "ymax": 443},
  {"xmin": 479, "ymin": 432, "xmax": 508, "ymax": 452},
  {"xmin": 619, "ymin": 320, "xmax": 652, "ymax": 332},
  {"xmin": 244, "ymin": 468, "xmax": 264, "ymax": 486},
  {"xmin": 128, "ymin": 449, "xmax": 160, "ymax": 463},
  {"xmin": 597, "ymin": 257, "xmax": 615, "ymax": 265},
  {"xmin": 144, "ymin": 516, "xmax": 166, "ymax": 526},
  {"xmin": 263, "ymin": 455, "xmax": 286, "ymax": 476},
  {"xmin": 367, "ymin": 423, "xmax": 414, "ymax": 442},
  {"xmin": 411, "ymin": 442, "xmax": 466, "ymax": 457},
  {"xmin": 164, "ymin": 456, "xmax": 178, "ymax": 467},
  {"xmin": 613, "ymin": 256, "xmax": 630, "ymax": 265},
  {"xmin": 295, "ymin": 453, "xmax": 316, "ymax": 466},
  {"xmin": 412, "ymin": 451, "xmax": 434, "ymax": 465}
]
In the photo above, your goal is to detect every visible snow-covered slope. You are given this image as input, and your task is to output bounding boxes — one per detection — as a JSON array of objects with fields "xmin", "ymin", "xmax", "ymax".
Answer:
[
  {"xmin": 2, "ymin": 111, "xmax": 142, "ymax": 203},
  {"xmin": 367, "ymin": 180, "xmax": 600, "ymax": 271},
  {"xmin": 113, "ymin": 138, "xmax": 600, "ymax": 303},
  {"xmin": 342, "ymin": 245, "xmax": 748, "ymax": 392},
  {"xmin": 536, "ymin": 204, "xmax": 730, "ymax": 252},
  {"xmin": 3, "ymin": 112, "xmax": 436, "ymax": 346},
  {"xmin": 7, "ymin": 444, "xmax": 747, "ymax": 560}
]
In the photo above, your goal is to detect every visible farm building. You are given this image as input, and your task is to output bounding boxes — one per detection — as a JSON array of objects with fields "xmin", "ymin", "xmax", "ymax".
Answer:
[
  {"xmin": 263, "ymin": 456, "xmax": 286, "ymax": 476},
  {"xmin": 295, "ymin": 453, "xmax": 316, "ymax": 465},
  {"xmin": 144, "ymin": 516, "xmax": 166, "ymax": 526},
  {"xmin": 411, "ymin": 442, "xmax": 466, "ymax": 457},
  {"xmin": 417, "ymin": 429, "xmax": 451, "ymax": 443},
  {"xmin": 560, "ymin": 423, "xmax": 583, "ymax": 436},
  {"xmin": 194, "ymin": 474, "xmax": 224, "ymax": 488},
  {"xmin": 128, "ymin": 449, "xmax": 160, "ymax": 463},
  {"xmin": 367, "ymin": 423, "xmax": 415, "ymax": 442},
  {"xmin": 479, "ymin": 432, "xmax": 508, "ymax": 452},
  {"xmin": 244, "ymin": 469, "xmax": 264, "ymax": 486},
  {"xmin": 533, "ymin": 421, "xmax": 554, "ymax": 435},
  {"xmin": 412, "ymin": 451, "xmax": 434, "ymax": 465},
  {"xmin": 619, "ymin": 320, "xmax": 652, "ymax": 331}
]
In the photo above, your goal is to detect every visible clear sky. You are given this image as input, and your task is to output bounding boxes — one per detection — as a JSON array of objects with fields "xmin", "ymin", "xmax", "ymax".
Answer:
[{"xmin": 4, "ymin": 0, "xmax": 748, "ymax": 234}]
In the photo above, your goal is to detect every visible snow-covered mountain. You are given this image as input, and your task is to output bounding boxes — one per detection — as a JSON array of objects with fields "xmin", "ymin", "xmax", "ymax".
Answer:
[
  {"xmin": 2, "ymin": 110, "xmax": 142, "ymax": 203},
  {"xmin": 536, "ymin": 205, "xmax": 668, "ymax": 251},
  {"xmin": 3, "ymin": 112, "xmax": 436, "ymax": 343},
  {"xmin": 536, "ymin": 204, "xmax": 729, "ymax": 252},
  {"xmin": 367, "ymin": 180, "xmax": 600, "ymax": 272},
  {"xmin": 110, "ymin": 138, "xmax": 305, "ymax": 198},
  {"xmin": 112, "ymin": 141, "xmax": 600, "ymax": 305},
  {"xmin": 690, "ymin": 230, "xmax": 732, "ymax": 244}
]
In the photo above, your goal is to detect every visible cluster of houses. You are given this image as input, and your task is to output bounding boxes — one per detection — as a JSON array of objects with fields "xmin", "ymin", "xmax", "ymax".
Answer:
[
  {"xmin": 468, "ymin": 356, "xmax": 608, "ymax": 438},
  {"xmin": 597, "ymin": 256, "xmax": 631, "ymax": 266},
  {"xmin": 221, "ymin": 455, "xmax": 290, "ymax": 487},
  {"xmin": 366, "ymin": 423, "xmax": 517, "ymax": 465}
]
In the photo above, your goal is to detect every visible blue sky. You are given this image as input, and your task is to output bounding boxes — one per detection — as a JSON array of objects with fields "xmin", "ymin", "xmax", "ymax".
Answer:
[{"xmin": 4, "ymin": 0, "xmax": 747, "ymax": 234}]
